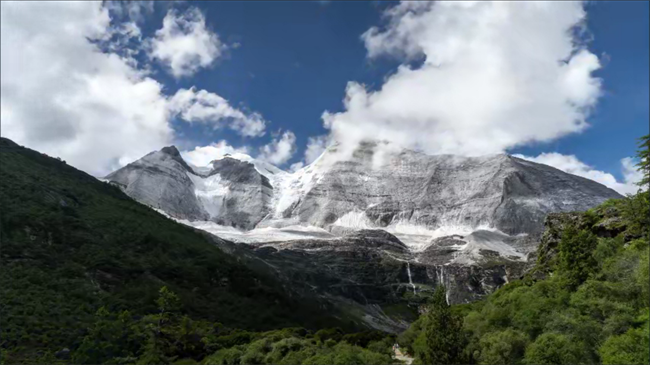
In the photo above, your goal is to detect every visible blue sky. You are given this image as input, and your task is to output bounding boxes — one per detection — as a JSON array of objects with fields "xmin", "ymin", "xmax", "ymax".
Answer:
[
  {"xmin": 142, "ymin": 1, "xmax": 401, "ymax": 157},
  {"xmin": 153, "ymin": 1, "xmax": 648, "ymax": 179},
  {"xmin": 1, "ymin": 1, "xmax": 647, "ymax": 194}
]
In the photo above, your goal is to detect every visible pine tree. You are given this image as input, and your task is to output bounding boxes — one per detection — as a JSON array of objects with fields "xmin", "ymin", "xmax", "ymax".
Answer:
[
  {"xmin": 72, "ymin": 307, "xmax": 138, "ymax": 364},
  {"xmin": 136, "ymin": 328, "xmax": 174, "ymax": 365},
  {"xmin": 635, "ymin": 134, "xmax": 649, "ymax": 188},
  {"xmin": 156, "ymin": 285, "xmax": 181, "ymax": 331},
  {"xmin": 558, "ymin": 226, "xmax": 598, "ymax": 289},
  {"xmin": 414, "ymin": 285, "xmax": 466, "ymax": 364},
  {"xmin": 136, "ymin": 286, "xmax": 181, "ymax": 364}
]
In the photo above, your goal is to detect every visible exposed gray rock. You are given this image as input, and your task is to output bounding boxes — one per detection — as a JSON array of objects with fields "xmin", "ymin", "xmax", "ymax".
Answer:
[
  {"xmin": 106, "ymin": 142, "xmax": 621, "ymax": 239},
  {"xmin": 281, "ymin": 142, "xmax": 621, "ymax": 236},
  {"xmin": 55, "ymin": 348, "xmax": 70, "ymax": 359},
  {"xmin": 105, "ymin": 147, "xmax": 207, "ymax": 221},
  {"xmin": 106, "ymin": 147, "xmax": 273, "ymax": 229},
  {"xmin": 223, "ymin": 229, "xmax": 529, "ymax": 333}
]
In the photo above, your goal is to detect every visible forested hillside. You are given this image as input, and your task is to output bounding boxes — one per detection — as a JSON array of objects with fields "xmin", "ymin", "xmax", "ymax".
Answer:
[
  {"xmin": 0, "ymin": 137, "xmax": 393, "ymax": 364},
  {"xmin": 397, "ymin": 136, "xmax": 650, "ymax": 365}
]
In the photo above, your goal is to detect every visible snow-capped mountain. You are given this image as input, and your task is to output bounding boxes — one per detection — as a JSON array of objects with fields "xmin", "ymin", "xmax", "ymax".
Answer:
[
  {"xmin": 106, "ymin": 141, "xmax": 620, "ymax": 249},
  {"xmin": 268, "ymin": 141, "xmax": 621, "ymax": 234},
  {"xmin": 106, "ymin": 146, "xmax": 277, "ymax": 229}
]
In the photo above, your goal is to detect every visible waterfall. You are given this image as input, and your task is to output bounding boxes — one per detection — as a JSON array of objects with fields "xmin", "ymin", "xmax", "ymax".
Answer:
[
  {"xmin": 437, "ymin": 266, "xmax": 450, "ymax": 305},
  {"xmin": 406, "ymin": 262, "xmax": 416, "ymax": 295}
]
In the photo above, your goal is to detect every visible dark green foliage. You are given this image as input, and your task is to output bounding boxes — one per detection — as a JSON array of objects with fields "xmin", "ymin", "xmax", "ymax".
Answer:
[
  {"xmin": 203, "ymin": 347, "xmax": 244, "ymax": 365},
  {"xmin": 477, "ymin": 329, "xmax": 528, "ymax": 365},
  {"xmin": 558, "ymin": 226, "xmax": 598, "ymax": 289},
  {"xmin": 71, "ymin": 307, "xmax": 143, "ymax": 364},
  {"xmin": 396, "ymin": 317, "xmax": 423, "ymax": 355},
  {"xmin": 0, "ymin": 138, "xmax": 344, "ymax": 363},
  {"xmin": 635, "ymin": 134, "xmax": 649, "ymax": 187},
  {"xmin": 413, "ymin": 286, "xmax": 466, "ymax": 364},
  {"xmin": 65, "ymin": 287, "xmax": 394, "ymax": 365},
  {"xmin": 522, "ymin": 333, "xmax": 590, "ymax": 365},
  {"xmin": 200, "ymin": 328, "xmax": 394, "ymax": 365},
  {"xmin": 313, "ymin": 328, "xmax": 344, "ymax": 343},
  {"xmin": 598, "ymin": 311, "xmax": 650, "ymax": 365},
  {"xmin": 619, "ymin": 191, "xmax": 650, "ymax": 238}
]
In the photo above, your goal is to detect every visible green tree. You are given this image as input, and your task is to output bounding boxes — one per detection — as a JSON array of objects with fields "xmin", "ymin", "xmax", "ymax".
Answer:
[
  {"xmin": 477, "ymin": 329, "xmax": 528, "ymax": 365},
  {"xmin": 598, "ymin": 304, "xmax": 650, "ymax": 365},
  {"xmin": 413, "ymin": 285, "xmax": 466, "ymax": 364},
  {"xmin": 637, "ymin": 254, "xmax": 650, "ymax": 308},
  {"xmin": 136, "ymin": 327, "xmax": 175, "ymax": 365},
  {"xmin": 396, "ymin": 317, "xmax": 423, "ymax": 355},
  {"xmin": 635, "ymin": 134, "xmax": 649, "ymax": 187},
  {"xmin": 156, "ymin": 285, "xmax": 182, "ymax": 330},
  {"xmin": 599, "ymin": 324, "xmax": 650, "ymax": 365},
  {"xmin": 202, "ymin": 347, "xmax": 244, "ymax": 365},
  {"xmin": 523, "ymin": 333, "xmax": 590, "ymax": 365},
  {"xmin": 136, "ymin": 286, "xmax": 183, "ymax": 364},
  {"xmin": 558, "ymin": 226, "xmax": 598, "ymax": 289},
  {"xmin": 72, "ymin": 307, "xmax": 140, "ymax": 364}
]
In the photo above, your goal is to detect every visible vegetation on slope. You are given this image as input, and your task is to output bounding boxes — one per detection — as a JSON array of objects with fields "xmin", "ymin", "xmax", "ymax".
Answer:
[
  {"xmin": 397, "ymin": 135, "xmax": 650, "ymax": 365},
  {"xmin": 0, "ymin": 137, "xmax": 390, "ymax": 364},
  {"xmin": 67, "ymin": 286, "xmax": 395, "ymax": 365}
]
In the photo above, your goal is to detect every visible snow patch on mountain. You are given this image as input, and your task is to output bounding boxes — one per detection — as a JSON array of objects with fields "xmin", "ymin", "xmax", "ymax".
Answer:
[
  {"xmin": 448, "ymin": 230, "xmax": 528, "ymax": 266},
  {"xmin": 186, "ymin": 172, "xmax": 229, "ymax": 217},
  {"xmin": 333, "ymin": 210, "xmax": 375, "ymax": 229}
]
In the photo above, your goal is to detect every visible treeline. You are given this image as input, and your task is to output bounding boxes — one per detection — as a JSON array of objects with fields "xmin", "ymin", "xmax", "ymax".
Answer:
[
  {"xmin": 398, "ymin": 136, "xmax": 650, "ymax": 365},
  {"xmin": 58, "ymin": 286, "xmax": 394, "ymax": 365}
]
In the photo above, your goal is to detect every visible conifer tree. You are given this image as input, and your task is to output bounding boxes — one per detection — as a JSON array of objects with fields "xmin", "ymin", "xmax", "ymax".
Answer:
[
  {"xmin": 414, "ymin": 285, "xmax": 466, "ymax": 364},
  {"xmin": 635, "ymin": 134, "xmax": 649, "ymax": 188}
]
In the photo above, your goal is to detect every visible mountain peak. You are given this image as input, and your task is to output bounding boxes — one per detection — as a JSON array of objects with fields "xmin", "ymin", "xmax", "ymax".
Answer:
[{"xmin": 160, "ymin": 145, "xmax": 181, "ymax": 157}]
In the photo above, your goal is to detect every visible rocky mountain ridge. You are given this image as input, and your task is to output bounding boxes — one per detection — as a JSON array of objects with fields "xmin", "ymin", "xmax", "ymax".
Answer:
[{"xmin": 106, "ymin": 141, "xmax": 621, "ymax": 261}]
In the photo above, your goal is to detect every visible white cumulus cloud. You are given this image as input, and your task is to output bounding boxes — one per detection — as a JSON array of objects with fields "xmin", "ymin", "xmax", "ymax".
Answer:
[
  {"xmin": 289, "ymin": 162, "xmax": 305, "ymax": 172},
  {"xmin": 322, "ymin": 1, "xmax": 603, "ymax": 160},
  {"xmin": 0, "ymin": 1, "xmax": 172, "ymax": 176},
  {"xmin": 0, "ymin": 2, "xmax": 269, "ymax": 177},
  {"xmin": 258, "ymin": 131, "xmax": 297, "ymax": 165},
  {"xmin": 104, "ymin": 1, "xmax": 155, "ymax": 24},
  {"xmin": 181, "ymin": 141, "xmax": 250, "ymax": 167},
  {"xmin": 304, "ymin": 135, "xmax": 330, "ymax": 164},
  {"xmin": 149, "ymin": 7, "xmax": 225, "ymax": 78},
  {"xmin": 513, "ymin": 153, "xmax": 643, "ymax": 195},
  {"xmin": 169, "ymin": 87, "xmax": 267, "ymax": 137}
]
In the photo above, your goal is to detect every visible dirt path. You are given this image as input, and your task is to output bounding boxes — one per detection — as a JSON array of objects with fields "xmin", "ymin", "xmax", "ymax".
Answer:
[{"xmin": 394, "ymin": 347, "xmax": 414, "ymax": 365}]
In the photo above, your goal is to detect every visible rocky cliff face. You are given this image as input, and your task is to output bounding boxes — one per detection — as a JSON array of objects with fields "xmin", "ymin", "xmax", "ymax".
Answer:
[
  {"xmin": 107, "ymin": 142, "xmax": 620, "ymax": 237},
  {"xmin": 105, "ymin": 146, "xmax": 207, "ymax": 221},
  {"xmin": 106, "ymin": 147, "xmax": 273, "ymax": 229},
  {"xmin": 201, "ymin": 229, "xmax": 528, "ymax": 333},
  {"xmin": 276, "ymin": 142, "xmax": 620, "ymax": 236}
]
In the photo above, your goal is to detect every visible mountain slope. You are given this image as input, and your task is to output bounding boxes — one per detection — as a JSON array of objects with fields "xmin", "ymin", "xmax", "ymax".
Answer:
[
  {"xmin": 0, "ymin": 138, "xmax": 344, "ymax": 363},
  {"xmin": 280, "ymin": 142, "xmax": 622, "ymax": 236},
  {"xmin": 106, "ymin": 141, "xmax": 621, "ymax": 243},
  {"xmin": 106, "ymin": 146, "xmax": 276, "ymax": 230}
]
